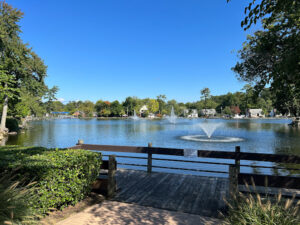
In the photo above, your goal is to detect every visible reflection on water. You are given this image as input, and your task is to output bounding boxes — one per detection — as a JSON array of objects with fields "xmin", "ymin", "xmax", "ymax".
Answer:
[
  {"xmin": 6, "ymin": 118, "xmax": 300, "ymax": 155},
  {"xmin": 5, "ymin": 118, "xmax": 300, "ymax": 176}
]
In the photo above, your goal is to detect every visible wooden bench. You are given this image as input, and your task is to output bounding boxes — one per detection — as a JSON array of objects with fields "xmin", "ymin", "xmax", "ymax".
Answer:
[{"xmin": 92, "ymin": 155, "xmax": 117, "ymax": 198}]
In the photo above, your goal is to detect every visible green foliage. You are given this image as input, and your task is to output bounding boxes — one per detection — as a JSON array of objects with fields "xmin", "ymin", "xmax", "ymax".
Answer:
[
  {"xmin": 223, "ymin": 106, "xmax": 233, "ymax": 115},
  {"xmin": 230, "ymin": 0, "xmax": 300, "ymax": 116},
  {"xmin": 147, "ymin": 99, "xmax": 159, "ymax": 114},
  {"xmin": 0, "ymin": 2, "xmax": 49, "ymax": 129},
  {"xmin": 225, "ymin": 191, "xmax": 300, "ymax": 225},
  {"xmin": 5, "ymin": 117, "xmax": 19, "ymax": 132},
  {"xmin": 78, "ymin": 101, "xmax": 95, "ymax": 117},
  {"xmin": 0, "ymin": 146, "xmax": 102, "ymax": 215},
  {"xmin": 0, "ymin": 170, "xmax": 38, "ymax": 225}
]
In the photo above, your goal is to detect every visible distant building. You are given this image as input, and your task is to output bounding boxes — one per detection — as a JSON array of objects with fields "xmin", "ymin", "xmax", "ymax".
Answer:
[
  {"xmin": 139, "ymin": 105, "xmax": 148, "ymax": 114},
  {"xmin": 73, "ymin": 111, "xmax": 85, "ymax": 117},
  {"xmin": 200, "ymin": 109, "xmax": 216, "ymax": 116},
  {"xmin": 248, "ymin": 109, "xmax": 264, "ymax": 118},
  {"xmin": 183, "ymin": 109, "xmax": 189, "ymax": 117},
  {"xmin": 188, "ymin": 109, "xmax": 198, "ymax": 118}
]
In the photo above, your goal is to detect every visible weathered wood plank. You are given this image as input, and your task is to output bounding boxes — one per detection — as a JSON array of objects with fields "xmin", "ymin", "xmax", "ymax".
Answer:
[{"xmin": 113, "ymin": 169, "xmax": 227, "ymax": 217}]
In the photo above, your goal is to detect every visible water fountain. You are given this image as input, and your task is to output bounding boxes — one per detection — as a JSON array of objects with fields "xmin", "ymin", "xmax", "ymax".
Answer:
[
  {"xmin": 166, "ymin": 106, "xmax": 177, "ymax": 124},
  {"xmin": 198, "ymin": 123, "xmax": 221, "ymax": 138},
  {"xmin": 181, "ymin": 121, "xmax": 244, "ymax": 142},
  {"xmin": 131, "ymin": 110, "xmax": 140, "ymax": 120}
]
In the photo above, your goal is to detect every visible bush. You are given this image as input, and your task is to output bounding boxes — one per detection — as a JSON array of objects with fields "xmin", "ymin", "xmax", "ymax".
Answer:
[
  {"xmin": 224, "ymin": 189, "xmax": 300, "ymax": 225},
  {"xmin": 0, "ymin": 170, "xmax": 37, "ymax": 225},
  {"xmin": 0, "ymin": 146, "xmax": 102, "ymax": 215},
  {"xmin": 6, "ymin": 118, "xmax": 20, "ymax": 132}
]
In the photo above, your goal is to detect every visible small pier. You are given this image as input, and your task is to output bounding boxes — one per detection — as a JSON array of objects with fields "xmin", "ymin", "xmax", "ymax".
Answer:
[
  {"xmin": 114, "ymin": 169, "xmax": 228, "ymax": 217},
  {"xmin": 71, "ymin": 142, "xmax": 300, "ymax": 218}
]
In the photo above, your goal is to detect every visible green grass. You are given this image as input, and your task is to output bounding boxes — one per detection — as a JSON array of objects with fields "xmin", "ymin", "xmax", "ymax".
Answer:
[
  {"xmin": 0, "ymin": 170, "xmax": 38, "ymax": 225},
  {"xmin": 224, "ymin": 185, "xmax": 300, "ymax": 225}
]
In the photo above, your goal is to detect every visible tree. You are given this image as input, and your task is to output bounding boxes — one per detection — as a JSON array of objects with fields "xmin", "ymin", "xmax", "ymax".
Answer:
[
  {"xmin": 95, "ymin": 100, "xmax": 111, "ymax": 117},
  {"xmin": 0, "ymin": 2, "xmax": 47, "ymax": 131},
  {"xmin": 147, "ymin": 99, "xmax": 159, "ymax": 114},
  {"xmin": 156, "ymin": 94, "xmax": 166, "ymax": 114},
  {"xmin": 200, "ymin": 88, "xmax": 211, "ymax": 115},
  {"xmin": 123, "ymin": 97, "xmax": 138, "ymax": 116},
  {"xmin": 78, "ymin": 101, "xmax": 94, "ymax": 117},
  {"xmin": 44, "ymin": 86, "xmax": 59, "ymax": 113},
  {"xmin": 223, "ymin": 106, "xmax": 232, "ymax": 116},
  {"xmin": 230, "ymin": 0, "xmax": 300, "ymax": 116},
  {"xmin": 110, "ymin": 100, "xmax": 123, "ymax": 117}
]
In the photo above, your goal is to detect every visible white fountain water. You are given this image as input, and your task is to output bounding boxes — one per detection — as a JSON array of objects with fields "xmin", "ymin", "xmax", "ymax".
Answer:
[
  {"xmin": 180, "ymin": 121, "xmax": 244, "ymax": 142},
  {"xmin": 166, "ymin": 106, "xmax": 177, "ymax": 124},
  {"xmin": 198, "ymin": 122, "xmax": 221, "ymax": 138},
  {"xmin": 131, "ymin": 110, "xmax": 139, "ymax": 120}
]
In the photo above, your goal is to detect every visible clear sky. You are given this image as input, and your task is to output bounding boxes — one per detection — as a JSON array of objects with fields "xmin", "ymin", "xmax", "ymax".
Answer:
[{"xmin": 7, "ymin": 0, "xmax": 259, "ymax": 103}]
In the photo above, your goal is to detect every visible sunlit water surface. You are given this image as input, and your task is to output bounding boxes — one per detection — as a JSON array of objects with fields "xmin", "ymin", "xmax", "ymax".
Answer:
[{"xmin": 5, "ymin": 118, "xmax": 300, "ymax": 176}]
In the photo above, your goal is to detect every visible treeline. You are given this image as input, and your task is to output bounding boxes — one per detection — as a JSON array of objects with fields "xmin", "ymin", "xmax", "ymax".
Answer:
[{"xmin": 48, "ymin": 85, "xmax": 275, "ymax": 118}]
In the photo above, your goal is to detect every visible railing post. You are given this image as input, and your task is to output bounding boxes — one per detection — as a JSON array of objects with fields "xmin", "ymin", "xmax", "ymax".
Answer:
[
  {"xmin": 235, "ymin": 146, "xmax": 240, "ymax": 174},
  {"xmin": 147, "ymin": 142, "xmax": 152, "ymax": 174},
  {"xmin": 229, "ymin": 165, "xmax": 238, "ymax": 196},
  {"xmin": 107, "ymin": 155, "xmax": 116, "ymax": 198}
]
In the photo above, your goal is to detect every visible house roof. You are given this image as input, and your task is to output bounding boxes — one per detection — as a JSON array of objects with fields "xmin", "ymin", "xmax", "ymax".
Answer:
[{"xmin": 140, "ymin": 105, "xmax": 148, "ymax": 111}]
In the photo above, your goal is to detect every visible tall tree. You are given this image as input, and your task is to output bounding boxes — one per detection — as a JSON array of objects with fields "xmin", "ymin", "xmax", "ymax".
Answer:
[
  {"xmin": 44, "ymin": 86, "xmax": 59, "ymax": 113},
  {"xmin": 229, "ymin": 0, "xmax": 300, "ymax": 116},
  {"xmin": 0, "ymin": 2, "xmax": 47, "ymax": 131},
  {"xmin": 200, "ymin": 88, "xmax": 211, "ymax": 115}
]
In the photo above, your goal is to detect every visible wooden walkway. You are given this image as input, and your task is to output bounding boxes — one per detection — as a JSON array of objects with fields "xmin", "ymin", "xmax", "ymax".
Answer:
[{"xmin": 112, "ymin": 169, "xmax": 228, "ymax": 218}]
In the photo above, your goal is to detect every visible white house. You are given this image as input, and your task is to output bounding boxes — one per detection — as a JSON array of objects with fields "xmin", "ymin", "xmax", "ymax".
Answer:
[
  {"xmin": 139, "ymin": 105, "xmax": 148, "ymax": 114},
  {"xmin": 188, "ymin": 109, "xmax": 198, "ymax": 118},
  {"xmin": 200, "ymin": 109, "xmax": 216, "ymax": 116},
  {"xmin": 248, "ymin": 109, "xmax": 264, "ymax": 118}
]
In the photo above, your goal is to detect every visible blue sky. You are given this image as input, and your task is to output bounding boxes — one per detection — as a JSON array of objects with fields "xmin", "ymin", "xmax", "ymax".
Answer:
[{"xmin": 7, "ymin": 0, "xmax": 258, "ymax": 103}]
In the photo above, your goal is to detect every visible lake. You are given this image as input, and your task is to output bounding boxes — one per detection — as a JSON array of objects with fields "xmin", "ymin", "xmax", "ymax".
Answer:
[{"xmin": 5, "ymin": 118, "xmax": 300, "ymax": 176}]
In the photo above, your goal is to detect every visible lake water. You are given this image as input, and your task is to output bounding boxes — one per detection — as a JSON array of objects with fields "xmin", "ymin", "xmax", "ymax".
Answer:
[{"xmin": 5, "ymin": 118, "xmax": 300, "ymax": 176}]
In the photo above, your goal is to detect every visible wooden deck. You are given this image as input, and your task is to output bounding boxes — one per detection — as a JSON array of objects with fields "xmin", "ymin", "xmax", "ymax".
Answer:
[{"xmin": 112, "ymin": 169, "xmax": 228, "ymax": 218}]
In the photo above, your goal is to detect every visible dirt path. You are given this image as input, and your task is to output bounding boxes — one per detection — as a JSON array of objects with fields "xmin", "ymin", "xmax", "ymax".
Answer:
[{"xmin": 57, "ymin": 200, "xmax": 223, "ymax": 225}]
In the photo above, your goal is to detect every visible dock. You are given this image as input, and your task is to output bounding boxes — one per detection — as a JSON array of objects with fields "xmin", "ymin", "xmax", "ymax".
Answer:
[{"xmin": 113, "ymin": 169, "xmax": 228, "ymax": 217}]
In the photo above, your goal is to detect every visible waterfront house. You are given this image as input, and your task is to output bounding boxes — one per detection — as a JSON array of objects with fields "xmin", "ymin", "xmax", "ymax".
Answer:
[
  {"xmin": 200, "ymin": 109, "xmax": 216, "ymax": 116},
  {"xmin": 140, "ymin": 105, "xmax": 148, "ymax": 114},
  {"xmin": 73, "ymin": 111, "xmax": 85, "ymax": 117},
  {"xmin": 248, "ymin": 109, "xmax": 264, "ymax": 118},
  {"xmin": 188, "ymin": 109, "xmax": 198, "ymax": 118}
]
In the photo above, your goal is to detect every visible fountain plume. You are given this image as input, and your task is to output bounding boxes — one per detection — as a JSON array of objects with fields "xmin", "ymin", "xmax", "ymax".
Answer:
[
  {"xmin": 197, "ymin": 122, "xmax": 221, "ymax": 138},
  {"xmin": 166, "ymin": 106, "xmax": 177, "ymax": 124}
]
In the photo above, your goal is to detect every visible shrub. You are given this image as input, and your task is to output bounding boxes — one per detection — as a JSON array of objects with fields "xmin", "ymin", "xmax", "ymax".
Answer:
[
  {"xmin": 0, "ymin": 170, "xmax": 38, "ymax": 225},
  {"xmin": 224, "ymin": 189, "xmax": 300, "ymax": 225},
  {"xmin": 0, "ymin": 146, "xmax": 102, "ymax": 215},
  {"xmin": 6, "ymin": 118, "xmax": 20, "ymax": 132}
]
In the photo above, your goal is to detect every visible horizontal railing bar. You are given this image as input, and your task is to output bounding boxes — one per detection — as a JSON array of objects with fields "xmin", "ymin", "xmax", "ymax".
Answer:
[
  {"xmin": 117, "ymin": 163, "xmax": 228, "ymax": 174},
  {"xmin": 103, "ymin": 154, "xmax": 300, "ymax": 172},
  {"xmin": 103, "ymin": 155, "xmax": 147, "ymax": 160},
  {"xmin": 240, "ymin": 164, "xmax": 300, "ymax": 171},
  {"xmin": 152, "ymin": 158, "xmax": 233, "ymax": 166},
  {"xmin": 117, "ymin": 163, "xmax": 147, "ymax": 167},
  {"xmin": 72, "ymin": 144, "xmax": 300, "ymax": 164},
  {"xmin": 151, "ymin": 165, "xmax": 228, "ymax": 174}
]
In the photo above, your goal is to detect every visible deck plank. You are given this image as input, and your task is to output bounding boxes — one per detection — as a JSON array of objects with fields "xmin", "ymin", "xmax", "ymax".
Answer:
[{"xmin": 113, "ymin": 169, "xmax": 227, "ymax": 217}]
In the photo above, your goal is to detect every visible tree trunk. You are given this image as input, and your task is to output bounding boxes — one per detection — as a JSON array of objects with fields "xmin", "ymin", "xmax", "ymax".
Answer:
[{"xmin": 0, "ymin": 95, "xmax": 8, "ymax": 131}]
